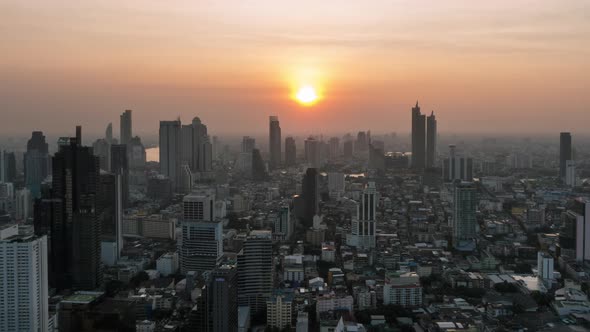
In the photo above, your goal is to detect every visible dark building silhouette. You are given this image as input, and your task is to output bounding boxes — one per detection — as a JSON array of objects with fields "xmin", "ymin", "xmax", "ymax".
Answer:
[
  {"xmin": 120, "ymin": 109, "xmax": 132, "ymax": 146},
  {"xmin": 301, "ymin": 168, "xmax": 320, "ymax": 227},
  {"xmin": 426, "ymin": 111, "xmax": 437, "ymax": 168},
  {"xmin": 343, "ymin": 140, "xmax": 354, "ymax": 159},
  {"xmin": 25, "ymin": 131, "xmax": 50, "ymax": 198},
  {"xmin": 284, "ymin": 136, "xmax": 296, "ymax": 166},
  {"xmin": 411, "ymin": 101, "xmax": 426, "ymax": 169},
  {"xmin": 110, "ymin": 144, "xmax": 129, "ymax": 208},
  {"xmin": 355, "ymin": 131, "xmax": 368, "ymax": 152},
  {"xmin": 252, "ymin": 148, "xmax": 268, "ymax": 181},
  {"xmin": 269, "ymin": 116, "xmax": 282, "ymax": 169},
  {"xmin": 35, "ymin": 129, "xmax": 102, "ymax": 290},
  {"xmin": 210, "ymin": 266, "xmax": 238, "ymax": 332},
  {"xmin": 1, "ymin": 151, "xmax": 17, "ymax": 183},
  {"xmin": 560, "ymin": 132, "xmax": 572, "ymax": 181}
]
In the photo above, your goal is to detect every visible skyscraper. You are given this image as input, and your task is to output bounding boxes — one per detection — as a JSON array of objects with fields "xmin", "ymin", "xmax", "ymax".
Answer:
[
  {"xmin": 242, "ymin": 136, "xmax": 256, "ymax": 153},
  {"xmin": 0, "ymin": 234, "xmax": 49, "ymax": 332},
  {"xmin": 284, "ymin": 137, "xmax": 297, "ymax": 167},
  {"xmin": 180, "ymin": 191, "xmax": 223, "ymax": 274},
  {"xmin": 0, "ymin": 151, "xmax": 16, "ymax": 183},
  {"xmin": 452, "ymin": 181, "xmax": 478, "ymax": 248},
  {"xmin": 110, "ymin": 144, "xmax": 129, "ymax": 208},
  {"xmin": 301, "ymin": 168, "xmax": 320, "ymax": 227},
  {"xmin": 237, "ymin": 230, "xmax": 273, "ymax": 315},
  {"xmin": 411, "ymin": 101, "xmax": 426, "ymax": 169},
  {"xmin": 560, "ymin": 132, "xmax": 572, "ymax": 181},
  {"xmin": 252, "ymin": 148, "xmax": 268, "ymax": 181},
  {"xmin": 105, "ymin": 123, "xmax": 113, "ymax": 143},
  {"xmin": 442, "ymin": 145, "xmax": 473, "ymax": 182},
  {"xmin": 44, "ymin": 131, "xmax": 102, "ymax": 290},
  {"xmin": 426, "ymin": 111, "xmax": 437, "ymax": 168},
  {"xmin": 343, "ymin": 139, "xmax": 354, "ymax": 159},
  {"xmin": 159, "ymin": 120, "xmax": 182, "ymax": 189},
  {"xmin": 209, "ymin": 265, "xmax": 238, "ymax": 332},
  {"xmin": 24, "ymin": 131, "xmax": 50, "ymax": 198},
  {"xmin": 561, "ymin": 199, "xmax": 590, "ymax": 262},
  {"xmin": 348, "ymin": 182, "xmax": 377, "ymax": 249},
  {"xmin": 328, "ymin": 137, "xmax": 340, "ymax": 159},
  {"xmin": 98, "ymin": 172, "xmax": 124, "ymax": 262},
  {"xmin": 269, "ymin": 115, "xmax": 282, "ymax": 169},
  {"xmin": 120, "ymin": 109, "xmax": 132, "ymax": 145},
  {"xmin": 304, "ymin": 137, "xmax": 322, "ymax": 168}
]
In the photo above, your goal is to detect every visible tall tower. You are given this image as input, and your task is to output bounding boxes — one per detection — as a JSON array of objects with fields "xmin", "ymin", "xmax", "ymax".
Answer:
[
  {"xmin": 180, "ymin": 191, "xmax": 223, "ymax": 274},
  {"xmin": 304, "ymin": 137, "xmax": 321, "ymax": 168},
  {"xmin": 111, "ymin": 144, "xmax": 129, "ymax": 208},
  {"xmin": 237, "ymin": 230, "xmax": 273, "ymax": 316},
  {"xmin": 0, "ymin": 235, "xmax": 49, "ymax": 331},
  {"xmin": 24, "ymin": 131, "xmax": 49, "ymax": 198},
  {"xmin": 209, "ymin": 265, "xmax": 238, "ymax": 332},
  {"xmin": 284, "ymin": 137, "xmax": 296, "ymax": 166},
  {"xmin": 560, "ymin": 132, "xmax": 572, "ymax": 181},
  {"xmin": 269, "ymin": 116, "xmax": 282, "ymax": 169},
  {"xmin": 120, "ymin": 110, "xmax": 132, "ymax": 145},
  {"xmin": 301, "ymin": 168, "xmax": 320, "ymax": 227},
  {"xmin": 349, "ymin": 182, "xmax": 377, "ymax": 249},
  {"xmin": 452, "ymin": 182, "xmax": 477, "ymax": 248},
  {"xmin": 159, "ymin": 120, "xmax": 182, "ymax": 190},
  {"xmin": 411, "ymin": 101, "xmax": 426, "ymax": 169},
  {"xmin": 49, "ymin": 131, "xmax": 102, "ymax": 290},
  {"xmin": 426, "ymin": 111, "xmax": 437, "ymax": 168}
]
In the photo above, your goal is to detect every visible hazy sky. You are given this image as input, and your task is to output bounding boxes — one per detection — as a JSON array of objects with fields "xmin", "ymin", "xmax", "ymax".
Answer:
[{"xmin": 1, "ymin": 1, "xmax": 589, "ymax": 137}]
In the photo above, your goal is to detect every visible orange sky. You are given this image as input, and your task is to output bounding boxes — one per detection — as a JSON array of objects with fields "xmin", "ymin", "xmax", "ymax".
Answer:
[{"xmin": 1, "ymin": 0, "xmax": 589, "ymax": 137}]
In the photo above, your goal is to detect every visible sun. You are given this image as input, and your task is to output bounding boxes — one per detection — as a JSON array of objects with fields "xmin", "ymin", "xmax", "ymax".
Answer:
[{"xmin": 295, "ymin": 85, "xmax": 319, "ymax": 106}]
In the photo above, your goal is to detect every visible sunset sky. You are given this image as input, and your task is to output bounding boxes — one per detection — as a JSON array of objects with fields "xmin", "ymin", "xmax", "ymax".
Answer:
[{"xmin": 1, "ymin": 1, "xmax": 589, "ymax": 137}]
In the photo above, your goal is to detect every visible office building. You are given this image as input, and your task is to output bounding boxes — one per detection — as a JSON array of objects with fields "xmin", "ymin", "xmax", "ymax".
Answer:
[
  {"xmin": 426, "ymin": 111, "xmax": 437, "ymax": 168},
  {"xmin": 269, "ymin": 116, "xmax": 282, "ymax": 169},
  {"xmin": 411, "ymin": 101, "xmax": 426, "ymax": 169},
  {"xmin": 120, "ymin": 109, "xmax": 132, "ymax": 145},
  {"xmin": 383, "ymin": 272, "xmax": 422, "ymax": 307},
  {"xmin": 98, "ymin": 172, "xmax": 124, "ymax": 263},
  {"xmin": 273, "ymin": 204, "xmax": 292, "ymax": 241},
  {"xmin": 156, "ymin": 252, "xmax": 179, "ymax": 277},
  {"xmin": 537, "ymin": 252, "xmax": 554, "ymax": 281},
  {"xmin": 348, "ymin": 182, "xmax": 377, "ymax": 249},
  {"xmin": 0, "ymin": 234, "xmax": 49, "ymax": 332},
  {"xmin": 343, "ymin": 139, "xmax": 353, "ymax": 159},
  {"xmin": 252, "ymin": 148, "xmax": 268, "ymax": 181},
  {"xmin": 560, "ymin": 132, "xmax": 572, "ymax": 181},
  {"xmin": 452, "ymin": 182, "xmax": 478, "ymax": 248},
  {"xmin": 180, "ymin": 192, "xmax": 223, "ymax": 273},
  {"xmin": 15, "ymin": 188, "xmax": 32, "ymax": 221},
  {"xmin": 40, "ymin": 131, "xmax": 102, "ymax": 290},
  {"xmin": 355, "ymin": 131, "xmax": 368, "ymax": 153},
  {"xmin": 24, "ymin": 131, "xmax": 50, "ymax": 198},
  {"xmin": 442, "ymin": 145, "xmax": 473, "ymax": 182},
  {"xmin": 561, "ymin": 199, "xmax": 590, "ymax": 262},
  {"xmin": 110, "ymin": 144, "xmax": 129, "ymax": 208},
  {"xmin": 159, "ymin": 120, "xmax": 182, "ymax": 189},
  {"xmin": 328, "ymin": 137, "xmax": 340, "ymax": 159},
  {"xmin": 127, "ymin": 136, "xmax": 146, "ymax": 170},
  {"xmin": 267, "ymin": 292, "xmax": 293, "ymax": 330},
  {"xmin": 105, "ymin": 123, "xmax": 113, "ymax": 143},
  {"xmin": 237, "ymin": 230, "xmax": 273, "ymax": 315},
  {"xmin": 304, "ymin": 137, "xmax": 322, "ymax": 168},
  {"xmin": 242, "ymin": 136, "xmax": 256, "ymax": 153},
  {"xmin": 301, "ymin": 168, "xmax": 320, "ymax": 227},
  {"xmin": 210, "ymin": 265, "xmax": 238, "ymax": 332},
  {"xmin": 285, "ymin": 137, "xmax": 297, "ymax": 166}
]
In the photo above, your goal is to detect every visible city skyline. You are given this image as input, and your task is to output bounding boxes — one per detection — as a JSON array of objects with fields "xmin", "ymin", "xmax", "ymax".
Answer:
[{"xmin": 1, "ymin": 1, "xmax": 589, "ymax": 136}]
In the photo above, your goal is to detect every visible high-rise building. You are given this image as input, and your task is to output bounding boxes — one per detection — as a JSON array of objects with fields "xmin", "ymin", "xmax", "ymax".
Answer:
[
  {"xmin": 426, "ymin": 111, "xmax": 437, "ymax": 168},
  {"xmin": 537, "ymin": 252, "xmax": 554, "ymax": 281},
  {"xmin": 566, "ymin": 160, "xmax": 576, "ymax": 187},
  {"xmin": 411, "ymin": 101, "xmax": 426, "ymax": 169},
  {"xmin": 0, "ymin": 150, "xmax": 16, "ymax": 183},
  {"xmin": 561, "ymin": 199, "xmax": 590, "ymax": 262},
  {"xmin": 285, "ymin": 137, "xmax": 297, "ymax": 166},
  {"xmin": 92, "ymin": 138, "xmax": 110, "ymax": 171},
  {"xmin": 328, "ymin": 137, "xmax": 340, "ymax": 159},
  {"xmin": 269, "ymin": 116, "xmax": 282, "ymax": 169},
  {"xmin": 159, "ymin": 120, "xmax": 182, "ymax": 189},
  {"xmin": 15, "ymin": 188, "xmax": 32, "ymax": 221},
  {"xmin": 452, "ymin": 182, "xmax": 478, "ymax": 248},
  {"xmin": 105, "ymin": 123, "xmax": 113, "ymax": 143},
  {"xmin": 98, "ymin": 172, "xmax": 124, "ymax": 262},
  {"xmin": 252, "ymin": 148, "xmax": 268, "ymax": 181},
  {"xmin": 560, "ymin": 132, "xmax": 572, "ymax": 181},
  {"xmin": 180, "ymin": 192, "xmax": 223, "ymax": 274},
  {"xmin": 242, "ymin": 136, "xmax": 256, "ymax": 153},
  {"xmin": 301, "ymin": 168, "xmax": 320, "ymax": 227},
  {"xmin": 267, "ymin": 291, "xmax": 293, "ymax": 330},
  {"xmin": 355, "ymin": 131, "xmax": 368, "ymax": 153},
  {"xmin": 127, "ymin": 136, "xmax": 146, "ymax": 170},
  {"xmin": 442, "ymin": 145, "xmax": 473, "ymax": 182},
  {"xmin": 120, "ymin": 109, "xmax": 132, "ymax": 145},
  {"xmin": 304, "ymin": 137, "xmax": 322, "ymax": 168},
  {"xmin": 0, "ymin": 234, "xmax": 49, "ymax": 332},
  {"xmin": 45, "ymin": 133, "xmax": 102, "ymax": 290},
  {"xmin": 24, "ymin": 131, "xmax": 50, "ymax": 198},
  {"xmin": 343, "ymin": 139, "xmax": 353, "ymax": 159},
  {"xmin": 273, "ymin": 205, "xmax": 292, "ymax": 241},
  {"xmin": 209, "ymin": 265, "xmax": 238, "ymax": 332},
  {"xmin": 348, "ymin": 182, "xmax": 377, "ymax": 249},
  {"xmin": 237, "ymin": 230, "xmax": 273, "ymax": 315},
  {"xmin": 111, "ymin": 144, "xmax": 129, "ymax": 208}
]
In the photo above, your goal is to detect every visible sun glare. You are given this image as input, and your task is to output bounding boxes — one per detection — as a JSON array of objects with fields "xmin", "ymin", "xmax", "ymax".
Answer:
[{"xmin": 295, "ymin": 85, "xmax": 319, "ymax": 106}]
